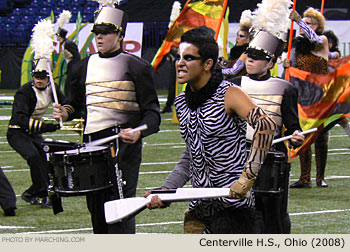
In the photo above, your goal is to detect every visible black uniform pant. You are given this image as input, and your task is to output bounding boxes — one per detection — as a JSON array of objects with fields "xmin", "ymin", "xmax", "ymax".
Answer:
[
  {"xmin": 84, "ymin": 127, "xmax": 142, "ymax": 234},
  {"xmin": 164, "ymin": 61, "xmax": 176, "ymax": 109},
  {"xmin": 0, "ymin": 167, "xmax": 17, "ymax": 211},
  {"xmin": 7, "ymin": 131, "xmax": 49, "ymax": 197}
]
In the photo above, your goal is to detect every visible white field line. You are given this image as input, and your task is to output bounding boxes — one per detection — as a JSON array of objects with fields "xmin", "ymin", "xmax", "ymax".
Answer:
[
  {"xmin": 9, "ymin": 208, "xmax": 350, "ymax": 234},
  {"xmin": 0, "ymin": 225, "xmax": 35, "ymax": 229},
  {"xmin": 2, "ymin": 148, "xmax": 350, "ymax": 155}
]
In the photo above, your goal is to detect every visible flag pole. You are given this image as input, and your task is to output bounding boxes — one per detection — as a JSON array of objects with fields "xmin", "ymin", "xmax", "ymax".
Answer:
[
  {"xmin": 287, "ymin": 0, "xmax": 297, "ymax": 60},
  {"xmin": 320, "ymin": 0, "xmax": 325, "ymax": 14}
]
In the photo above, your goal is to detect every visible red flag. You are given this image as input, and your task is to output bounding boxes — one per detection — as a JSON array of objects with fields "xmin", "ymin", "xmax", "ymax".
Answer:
[
  {"xmin": 285, "ymin": 57, "xmax": 350, "ymax": 158},
  {"xmin": 151, "ymin": 0, "xmax": 228, "ymax": 72}
]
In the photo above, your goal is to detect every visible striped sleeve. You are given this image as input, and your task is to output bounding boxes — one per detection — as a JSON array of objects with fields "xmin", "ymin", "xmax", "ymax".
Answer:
[{"xmin": 245, "ymin": 107, "xmax": 276, "ymax": 178}]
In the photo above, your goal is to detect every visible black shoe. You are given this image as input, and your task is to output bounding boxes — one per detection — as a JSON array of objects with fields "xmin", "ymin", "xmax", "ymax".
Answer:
[
  {"xmin": 21, "ymin": 192, "xmax": 41, "ymax": 205},
  {"xmin": 4, "ymin": 207, "xmax": 16, "ymax": 217},
  {"xmin": 41, "ymin": 197, "xmax": 53, "ymax": 209},
  {"xmin": 160, "ymin": 106, "xmax": 172, "ymax": 113},
  {"xmin": 290, "ymin": 181, "xmax": 312, "ymax": 188},
  {"xmin": 316, "ymin": 180, "xmax": 328, "ymax": 188}
]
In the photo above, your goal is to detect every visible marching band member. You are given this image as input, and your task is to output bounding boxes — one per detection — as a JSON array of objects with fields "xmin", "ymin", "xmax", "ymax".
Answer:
[
  {"xmin": 287, "ymin": 7, "xmax": 330, "ymax": 188},
  {"xmin": 55, "ymin": 10, "xmax": 81, "ymax": 96},
  {"xmin": 7, "ymin": 19, "xmax": 65, "ymax": 209},
  {"xmin": 234, "ymin": 0, "xmax": 304, "ymax": 233},
  {"xmin": 146, "ymin": 26, "xmax": 276, "ymax": 234},
  {"xmin": 7, "ymin": 58, "xmax": 65, "ymax": 209},
  {"xmin": 221, "ymin": 9, "xmax": 253, "ymax": 78},
  {"xmin": 53, "ymin": 2, "xmax": 160, "ymax": 234}
]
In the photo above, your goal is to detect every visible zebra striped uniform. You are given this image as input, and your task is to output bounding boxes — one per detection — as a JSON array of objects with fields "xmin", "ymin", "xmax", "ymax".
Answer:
[{"xmin": 175, "ymin": 80, "xmax": 254, "ymax": 220}]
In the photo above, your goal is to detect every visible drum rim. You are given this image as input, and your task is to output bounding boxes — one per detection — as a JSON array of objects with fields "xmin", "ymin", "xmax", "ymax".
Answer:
[
  {"xmin": 53, "ymin": 183, "xmax": 114, "ymax": 196},
  {"xmin": 54, "ymin": 145, "xmax": 108, "ymax": 155}
]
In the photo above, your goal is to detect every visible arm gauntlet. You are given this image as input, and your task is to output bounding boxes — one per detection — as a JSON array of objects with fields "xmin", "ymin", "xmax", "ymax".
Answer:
[{"xmin": 245, "ymin": 107, "xmax": 276, "ymax": 179}]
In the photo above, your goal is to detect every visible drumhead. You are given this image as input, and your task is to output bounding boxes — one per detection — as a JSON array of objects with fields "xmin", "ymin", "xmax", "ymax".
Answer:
[{"xmin": 54, "ymin": 146, "xmax": 107, "ymax": 155}]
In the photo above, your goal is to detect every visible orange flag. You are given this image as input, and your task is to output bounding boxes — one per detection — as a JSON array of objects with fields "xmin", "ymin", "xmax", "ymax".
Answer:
[
  {"xmin": 285, "ymin": 57, "xmax": 350, "ymax": 157},
  {"xmin": 151, "ymin": 0, "xmax": 228, "ymax": 72}
]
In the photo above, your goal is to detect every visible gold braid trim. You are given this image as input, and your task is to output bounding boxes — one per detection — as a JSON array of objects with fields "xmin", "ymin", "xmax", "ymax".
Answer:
[
  {"xmin": 245, "ymin": 107, "xmax": 276, "ymax": 179},
  {"xmin": 63, "ymin": 104, "xmax": 75, "ymax": 117}
]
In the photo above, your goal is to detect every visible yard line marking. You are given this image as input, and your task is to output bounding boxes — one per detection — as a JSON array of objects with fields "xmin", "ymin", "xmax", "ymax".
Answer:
[
  {"xmin": 290, "ymin": 209, "xmax": 350, "ymax": 216},
  {"xmin": 328, "ymin": 148, "xmax": 350, "ymax": 151},
  {"xmin": 0, "ymin": 225, "xmax": 35, "ymax": 229},
  {"xmin": 0, "ymin": 96, "xmax": 14, "ymax": 100},
  {"xmin": 0, "ymin": 165, "xmax": 13, "ymax": 169},
  {"xmin": 136, "ymin": 221, "xmax": 182, "ymax": 227},
  {"xmin": 2, "ymin": 169, "xmax": 28, "ymax": 172},
  {"xmin": 290, "ymin": 175, "xmax": 350, "ymax": 181},
  {"xmin": 139, "ymin": 171, "xmax": 171, "ymax": 175},
  {"xmin": 143, "ymin": 142, "xmax": 185, "ymax": 146},
  {"xmin": 21, "ymin": 228, "xmax": 92, "ymax": 234},
  {"xmin": 0, "ymin": 150, "xmax": 16, "ymax": 153},
  {"xmin": 324, "ymin": 152, "xmax": 350, "ymax": 156},
  {"xmin": 141, "ymin": 161, "xmax": 178, "ymax": 166},
  {"xmin": 19, "ymin": 222, "xmax": 181, "ymax": 234},
  {"xmin": 9, "ymin": 208, "xmax": 350, "ymax": 234}
]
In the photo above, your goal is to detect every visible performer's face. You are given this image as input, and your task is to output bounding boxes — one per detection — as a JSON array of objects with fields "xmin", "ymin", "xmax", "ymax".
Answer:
[
  {"xmin": 95, "ymin": 32, "xmax": 123, "ymax": 54},
  {"xmin": 236, "ymin": 30, "xmax": 250, "ymax": 46},
  {"xmin": 176, "ymin": 42, "xmax": 208, "ymax": 88},
  {"xmin": 33, "ymin": 76, "xmax": 49, "ymax": 89},
  {"xmin": 300, "ymin": 17, "xmax": 317, "ymax": 35},
  {"xmin": 246, "ymin": 56, "xmax": 273, "ymax": 77}
]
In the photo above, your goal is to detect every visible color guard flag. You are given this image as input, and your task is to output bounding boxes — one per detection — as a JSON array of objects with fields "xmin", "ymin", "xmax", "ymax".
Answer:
[
  {"xmin": 151, "ymin": 0, "xmax": 228, "ymax": 72},
  {"xmin": 285, "ymin": 57, "xmax": 350, "ymax": 157}
]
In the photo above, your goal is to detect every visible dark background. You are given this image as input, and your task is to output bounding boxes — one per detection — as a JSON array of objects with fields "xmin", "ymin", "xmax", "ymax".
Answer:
[{"xmin": 0, "ymin": 0, "xmax": 349, "ymax": 90}]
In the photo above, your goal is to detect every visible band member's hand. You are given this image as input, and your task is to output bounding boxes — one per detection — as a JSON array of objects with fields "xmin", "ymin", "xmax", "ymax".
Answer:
[
  {"xmin": 229, "ymin": 172, "xmax": 256, "ymax": 199},
  {"xmin": 282, "ymin": 58, "xmax": 291, "ymax": 68},
  {"xmin": 144, "ymin": 192, "xmax": 165, "ymax": 209},
  {"xmin": 119, "ymin": 128, "xmax": 142, "ymax": 144},
  {"xmin": 289, "ymin": 10, "xmax": 302, "ymax": 22},
  {"xmin": 53, "ymin": 103, "xmax": 68, "ymax": 122},
  {"xmin": 42, "ymin": 123, "xmax": 60, "ymax": 133},
  {"xmin": 291, "ymin": 130, "xmax": 305, "ymax": 147}
]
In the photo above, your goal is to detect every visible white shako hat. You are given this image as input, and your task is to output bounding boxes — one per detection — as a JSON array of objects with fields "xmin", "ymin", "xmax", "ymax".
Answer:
[
  {"xmin": 247, "ymin": 0, "xmax": 293, "ymax": 60},
  {"xmin": 93, "ymin": 0, "xmax": 128, "ymax": 35},
  {"xmin": 248, "ymin": 30, "xmax": 288, "ymax": 60},
  {"xmin": 32, "ymin": 58, "xmax": 51, "ymax": 77}
]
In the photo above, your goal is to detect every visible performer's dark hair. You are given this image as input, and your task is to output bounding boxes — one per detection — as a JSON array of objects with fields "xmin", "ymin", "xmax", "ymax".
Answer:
[
  {"xmin": 324, "ymin": 30, "xmax": 339, "ymax": 52},
  {"xmin": 180, "ymin": 26, "xmax": 219, "ymax": 71}
]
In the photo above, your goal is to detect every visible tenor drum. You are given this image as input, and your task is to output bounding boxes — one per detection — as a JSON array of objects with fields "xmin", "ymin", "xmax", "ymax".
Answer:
[
  {"xmin": 251, "ymin": 150, "xmax": 288, "ymax": 195},
  {"xmin": 42, "ymin": 139, "xmax": 78, "ymax": 153},
  {"xmin": 49, "ymin": 146, "xmax": 115, "ymax": 196}
]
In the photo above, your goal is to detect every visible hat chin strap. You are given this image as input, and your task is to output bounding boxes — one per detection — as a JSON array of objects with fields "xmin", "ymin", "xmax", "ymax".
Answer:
[{"xmin": 262, "ymin": 58, "xmax": 273, "ymax": 72}]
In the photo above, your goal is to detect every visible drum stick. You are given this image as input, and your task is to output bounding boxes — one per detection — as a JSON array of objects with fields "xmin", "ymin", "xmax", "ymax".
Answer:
[
  {"xmin": 272, "ymin": 128, "xmax": 317, "ymax": 145},
  {"xmin": 85, "ymin": 124, "xmax": 148, "ymax": 147},
  {"xmin": 47, "ymin": 61, "xmax": 63, "ymax": 128}
]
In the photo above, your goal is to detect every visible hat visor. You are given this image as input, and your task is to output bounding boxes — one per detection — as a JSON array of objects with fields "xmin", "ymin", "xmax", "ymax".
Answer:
[
  {"xmin": 32, "ymin": 71, "xmax": 49, "ymax": 78},
  {"xmin": 92, "ymin": 24, "xmax": 119, "ymax": 35},
  {"xmin": 246, "ymin": 48, "xmax": 271, "ymax": 61}
]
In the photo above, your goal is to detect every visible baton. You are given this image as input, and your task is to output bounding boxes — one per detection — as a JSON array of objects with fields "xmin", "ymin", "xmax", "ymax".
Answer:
[
  {"xmin": 85, "ymin": 124, "xmax": 148, "ymax": 147},
  {"xmin": 272, "ymin": 128, "xmax": 317, "ymax": 145}
]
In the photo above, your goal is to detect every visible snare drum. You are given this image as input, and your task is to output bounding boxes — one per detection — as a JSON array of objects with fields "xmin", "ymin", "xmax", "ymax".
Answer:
[
  {"xmin": 49, "ymin": 146, "xmax": 115, "ymax": 196},
  {"xmin": 250, "ymin": 150, "xmax": 288, "ymax": 195}
]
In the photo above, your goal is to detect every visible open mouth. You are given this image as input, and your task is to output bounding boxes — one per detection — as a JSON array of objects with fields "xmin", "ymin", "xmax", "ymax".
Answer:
[{"xmin": 177, "ymin": 70, "xmax": 187, "ymax": 78}]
